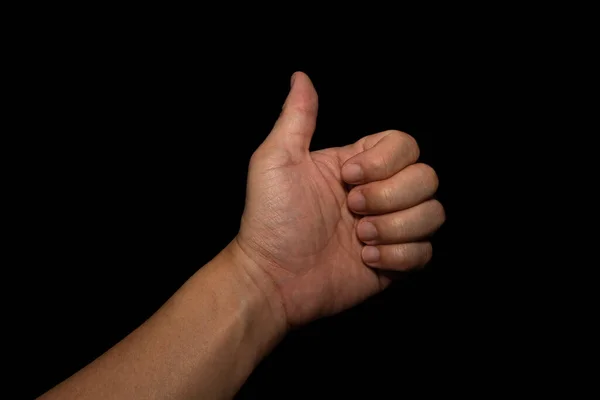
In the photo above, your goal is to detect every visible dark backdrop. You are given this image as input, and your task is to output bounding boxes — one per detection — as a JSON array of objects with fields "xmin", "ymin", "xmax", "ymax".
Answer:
[{"xmin": 18, "ymin": 35, "xmax": 493, "ymax": 399}]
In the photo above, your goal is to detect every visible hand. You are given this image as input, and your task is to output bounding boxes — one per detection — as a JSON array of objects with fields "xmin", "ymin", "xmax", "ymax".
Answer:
[{"xmin": 233, "ymin": 72, "xmax": 445, "ymax": 328}]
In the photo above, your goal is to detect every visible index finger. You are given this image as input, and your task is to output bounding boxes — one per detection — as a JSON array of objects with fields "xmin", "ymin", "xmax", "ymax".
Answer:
[{"xmin": 340, "ymin": 130, "xmax": 420, "ymax": 184}]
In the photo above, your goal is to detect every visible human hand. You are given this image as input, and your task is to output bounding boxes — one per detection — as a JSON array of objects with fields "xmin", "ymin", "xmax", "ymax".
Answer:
[{"xmin": 232, "ymin": 72, "xmax": 445, "ymax": 329}]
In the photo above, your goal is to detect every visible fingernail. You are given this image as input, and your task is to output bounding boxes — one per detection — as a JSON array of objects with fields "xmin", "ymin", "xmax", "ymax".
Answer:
[
  {"xmin": 362, "ymin": 246, "xmax": 380, "ymax": 263},
  {"xmin": 342, "ymin": 163, "xmax": 363, "ymax": 183},
  {"xmin": 348, "ymin": 191, "xmax": 366, "ymax": 211},
  {"xmin": 290, "ymin": 73, "xmax": 297, "ymax": 88},
  {"xmin": 358, "ymin": 221, "xmax": 378, "ymax": 241}
]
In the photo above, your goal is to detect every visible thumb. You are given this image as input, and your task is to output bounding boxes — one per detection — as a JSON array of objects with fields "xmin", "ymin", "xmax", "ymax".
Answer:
[{"xmin": 264, "ymin": 72, "xmax": 319, "ymax": 155}]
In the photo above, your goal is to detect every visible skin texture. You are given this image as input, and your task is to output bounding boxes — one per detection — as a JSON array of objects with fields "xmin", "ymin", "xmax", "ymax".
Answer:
[
  {"xmin": 38, "ymin": 72, "xmax": 444, "ymax": 400},
  {"xmin": 236, "ymin": 72, "xmax": 444, "ymax": 327}
]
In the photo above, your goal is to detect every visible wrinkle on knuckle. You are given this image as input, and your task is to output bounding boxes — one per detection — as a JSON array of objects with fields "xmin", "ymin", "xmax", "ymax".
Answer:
[
  {"xmin": 391, "ymin": 214, "xmax": 407, "ymax": 235},
  {"xmin": 379, "ymin": 153, "xmax": 392, "ymax": 176},
  {"xmin": 380, "ymin": 185, "xmax": 396, "ymax": 207},
  {"xmin": 290, "ymin": 103, "xmax": 317, "ymax": 119},
  {"xmin": 393, "ymin": 244, "xmax": 408, "ymax": 261}
]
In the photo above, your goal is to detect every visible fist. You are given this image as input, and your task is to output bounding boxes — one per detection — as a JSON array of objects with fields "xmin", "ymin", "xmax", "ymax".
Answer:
[{"xmin": 232, "ymin": 72, "xmax": 444, "ymax": 329}]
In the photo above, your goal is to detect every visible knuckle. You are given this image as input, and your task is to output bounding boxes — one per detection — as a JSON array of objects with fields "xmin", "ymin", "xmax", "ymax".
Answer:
[
  {"xmin": 410, "ymin": 143, "xmax": 421, "ymax": 162},
  {"xmin": 379, "ymin": 153, "xmax": 392, "ymax": 176},
  {"xmin": 423, "ymin": 242, "xmax": 433, "ymax": 264},
  {"xmin": 438, "ymin": 204, "xmax": 447, "ymax": 225},
  {"xmin": 398, "ymin": 132, "xmax": 420, "ymax": 161},
  {"xmin": 386, "ymin": 129, "xmax": 405, "ymax": 139},
  {"xmin": 393, "ymin": 244, "xmax": 409, "ymax": 260},
  {"xmin": 364, "ymin": 153, "xmax": 391, "ymax": 177},
  {"xmin": 289, "ymin": 101, "xmax": 317, "ymax": 119},
  {"xmin": 385, "ymin": 129, "xmax": 408, "ymax": 140},
  {"xmin": 380, "ymin": 185, "xmax": 396, "ymax": 207},
  {"xmin": 390, "ymin": 215, "xmax": 407, "ymax": 237},
  {"xmin": 416, "ymin": 163, "xmax": 439, "ymax": 193},
  {"xmin": 429, "ymin": 199, "xmax": 446, "ymax": 223}
]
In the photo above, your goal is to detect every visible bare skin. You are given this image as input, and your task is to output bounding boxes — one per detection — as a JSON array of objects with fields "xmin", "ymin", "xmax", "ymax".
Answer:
[{"xmin": 39, "ymin": 72, "xmax": 444, "ymax": 400}]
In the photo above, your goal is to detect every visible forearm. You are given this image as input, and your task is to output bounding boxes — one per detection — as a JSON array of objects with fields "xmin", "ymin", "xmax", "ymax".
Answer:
[{"xmin": 39, "ymin": 240, "xmax": 287, "ymax": 400}]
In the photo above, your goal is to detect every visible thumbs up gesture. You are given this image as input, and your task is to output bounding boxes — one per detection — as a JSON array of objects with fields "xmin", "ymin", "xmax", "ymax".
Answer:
[{"xmin": 232, "ymin": 72, "xmax": 445, "ymax": 328}]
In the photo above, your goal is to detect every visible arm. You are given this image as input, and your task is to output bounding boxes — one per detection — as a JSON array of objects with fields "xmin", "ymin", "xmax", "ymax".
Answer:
[
  {"xmin": 39, "ymin": 72, "xmax": 444, "ymax": 399},
  {"xmin": 39, "ymin": 241, "xmax": 286, "ymax": 400}
]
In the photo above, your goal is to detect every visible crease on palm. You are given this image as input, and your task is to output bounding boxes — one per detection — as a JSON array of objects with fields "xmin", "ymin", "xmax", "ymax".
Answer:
[{"xmin": 260, "ymin": 148, "xmax": 368, "ymax": 275}]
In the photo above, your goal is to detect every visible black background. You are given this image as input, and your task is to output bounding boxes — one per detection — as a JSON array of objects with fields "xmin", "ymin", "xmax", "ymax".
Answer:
[{"xmin": 14, "ymin": 27, "xmax": 505, "ymax": 399}]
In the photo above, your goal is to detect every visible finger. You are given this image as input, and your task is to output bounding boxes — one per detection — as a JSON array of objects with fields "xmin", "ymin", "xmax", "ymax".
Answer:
[
  {"xmin": 341, "ymin": 130, "xmax": 419, "ymax": 184},
  {"xmin": 356, "ymin": 200, "xmax": 446, "ymax": 245},
  {"xmin": 262, "ymin": 71, "xmax": 319, "ymax": 157},
  {"xmin": 361, "ymin": 242, "xmax": 432, "ymax": 270},
  {"xmin": 347, "ymin": 163, "xmax": 439, "ymax": 214}
]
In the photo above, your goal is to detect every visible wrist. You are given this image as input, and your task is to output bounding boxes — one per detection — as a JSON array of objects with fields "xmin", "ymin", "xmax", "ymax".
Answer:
[{"xmin": 222, "ymin": 238, "xmax": 289, "ymax": 336}]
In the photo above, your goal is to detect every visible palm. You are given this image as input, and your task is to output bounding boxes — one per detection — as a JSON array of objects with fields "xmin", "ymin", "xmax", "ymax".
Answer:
[{"xmin": 240, "ymin": 146, "xmax": 383, "ymax": 326}]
